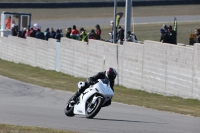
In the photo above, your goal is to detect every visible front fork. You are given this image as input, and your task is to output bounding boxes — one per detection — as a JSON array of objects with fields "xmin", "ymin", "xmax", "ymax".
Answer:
[
  {"xmin": 87, "ymin": 95, "xmax": 103, "ymax": 112},
  {"xmin": 91, "ymin": 96, "xmax": 98, "ymax": 104},
  {"xmin": 88, "ymin": 96, "xmax": 98, "ymax": 109}
]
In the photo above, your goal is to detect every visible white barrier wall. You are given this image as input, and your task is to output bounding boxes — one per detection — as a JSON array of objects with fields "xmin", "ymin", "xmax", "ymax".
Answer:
[
  {"xmin": 0, "ymin": 36, "xmax": 57, "ymax": 70},
  {"xmin": 0, "ymin": 36, "xmax": 199, "ymax": 100}
]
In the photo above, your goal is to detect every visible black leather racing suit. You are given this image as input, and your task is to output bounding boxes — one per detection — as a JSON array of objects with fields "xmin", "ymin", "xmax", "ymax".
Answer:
[
  {"xmin": 79, "ymin": 71, "xmax": 115, "ymax": 93},
  {"xmin": 72, "ymin": 71, "xmax": 115, "ymax": 106}
]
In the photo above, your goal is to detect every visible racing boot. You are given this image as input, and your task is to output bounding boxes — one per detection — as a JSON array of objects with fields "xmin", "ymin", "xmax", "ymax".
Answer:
[{"xmin": 70, "ymin": 91, "xmax": 81, "ymax": 105}]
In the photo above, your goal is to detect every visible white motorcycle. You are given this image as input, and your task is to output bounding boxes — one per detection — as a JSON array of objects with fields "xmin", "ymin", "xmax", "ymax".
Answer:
[{"xmin": 64, "ymin": 78, "xmax": 114, "ymax": 119}]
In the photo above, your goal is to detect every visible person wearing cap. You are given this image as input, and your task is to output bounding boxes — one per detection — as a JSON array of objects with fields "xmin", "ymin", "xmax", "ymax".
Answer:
[
  {"xmin": 5, "ymin": 16, "xmax": 15, "ymax": 29},
  {"xmin": 95, "ymin": 24, "xmax": 101, "ymax": 40},
  {"xmin": 79, "ymin": 28, "xmax": 88, "ymax": 42},
  {"xmin": 70, "ymin": 25, "xmax": 80, "ymax": 40},
  {"xmin": 33, "ymin": 23, "xmax": 39, "ymax": 31},
  {"xmin": 126, "ymin": 31, "xmax": 138, "ymax": 43},
  {"xmin": 168, "ymin": 25, "xmax": 176, "ymax": 44}
]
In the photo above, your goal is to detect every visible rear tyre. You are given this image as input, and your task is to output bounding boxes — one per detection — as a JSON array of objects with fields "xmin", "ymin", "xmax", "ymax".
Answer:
[
  {"xmin": 86, "ymin": 97, "xmax": 103, "ymax": 119},
  {"xmin": 64, "ymin": 96, "xmax": 75, "ymax": 117}
]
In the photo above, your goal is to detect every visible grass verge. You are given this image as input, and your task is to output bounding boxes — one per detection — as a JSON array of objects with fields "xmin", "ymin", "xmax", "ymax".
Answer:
[
  {"xmin": 0, "ymin": 59, "xmax": 200, "ymax": 117},
  {"xmin": 0, "ymin": 124, "xmax": 79, "ymax": 133}
]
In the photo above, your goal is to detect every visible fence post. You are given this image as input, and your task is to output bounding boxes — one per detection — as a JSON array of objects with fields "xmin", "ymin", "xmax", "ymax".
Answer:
[{"xmin": 55, "ymin": 41, "xmax": 61, "ymax": 72}]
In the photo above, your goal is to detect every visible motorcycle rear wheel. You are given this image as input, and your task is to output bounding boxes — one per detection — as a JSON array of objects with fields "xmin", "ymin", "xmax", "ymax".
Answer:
[
  {"xmin": 64, "ymin": 96, "xmax": 75, "ymax": 117},
  {"xmin": 86, "ymin": 97, "xmax": 103, "ymax": 119}
]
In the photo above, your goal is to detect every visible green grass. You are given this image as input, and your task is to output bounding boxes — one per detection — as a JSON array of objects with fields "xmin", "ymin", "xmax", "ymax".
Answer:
[
  {"xmin": 0, "ymin": 124, "xmax": 80, "ymax": 133},
  {"xmin": 0, "ymin": 59, "xmax": 200, "ymax": 117}
]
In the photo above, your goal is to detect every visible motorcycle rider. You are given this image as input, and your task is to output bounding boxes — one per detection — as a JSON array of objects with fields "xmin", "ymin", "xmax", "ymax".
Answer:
[{"xmin": 71, "ymin": 67, "xmax": 117, "ymax": 106}]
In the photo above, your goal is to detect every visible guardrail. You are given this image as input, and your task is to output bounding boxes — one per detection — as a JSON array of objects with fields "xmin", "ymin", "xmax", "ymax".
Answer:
[{"xmin": 0, "ymin": 0, "xmax": 199, "ymax": 8}]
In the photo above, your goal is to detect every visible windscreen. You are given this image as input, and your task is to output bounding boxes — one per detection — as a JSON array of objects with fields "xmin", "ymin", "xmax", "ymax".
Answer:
[{"xmin": 100, "ymin": 79, "xmax": 109, "ymax": 85}]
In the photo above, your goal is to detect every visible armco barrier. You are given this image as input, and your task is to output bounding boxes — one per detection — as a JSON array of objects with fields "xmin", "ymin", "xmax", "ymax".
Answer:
[
  {"xmin": 0, "ymin": 36, "xmax": 199, "ymax": 100},
  {"xmin": 0, "ymin": 0, "xmax": 199, "ymax": 8}
]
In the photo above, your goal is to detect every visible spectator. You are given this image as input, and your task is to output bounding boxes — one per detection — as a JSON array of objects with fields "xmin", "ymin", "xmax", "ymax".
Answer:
[
  {"xmin": 126, "ymin": 31, "xmax": 138, "ymax": 43},
  {"xmin": 167, "ymin": 25, "xmax": 177, "ymax": 44},
  {"xmin": 110, "ymin": 20, "xmax": 114, "ymax": 30},
  {"xmin": 5, "ymin": 16, "xmax": 15, "ymax": 29},
  {"xmin": 88, "ymin": 29, "xmax": 98, "ymax": 40},
  {"xmin": 195, "ymin": 28, "xmax": 200, "ymax": 43},
  {"xmin": 21, "ymin": 27, "xmax": 27, "ymax": 38},
  {"xmin": 50, "ymin": 28, "xmax": 56, "ymax": 38},
  {"xmin": 162, "ymin": 24, "xmax": 168, "ymax": 34},
  {"xmin": 33, "ymin": 23, "xmax": 39, "ymax": 32},
  {"xmin": 11, "ymin": 24, "xmax": 18, "ymax": 36},
  {"xmin": 117, "ymin": 26, "xmax": 124, "ymax": 43},
  {"xmin": 36, "ymin": 28, "xmax": 44, "ymax": 40},
  {"xmin": 66, "ymin": 27, "xmax": 71, "ymax": 38},
  {"xmin": 60, "ymin": 29, "xmax": 64, "ymax": 37},
  {"xmin": 30, "ymin": 27, "xmax": 36, "ymax": 38},
  {"xmin": 109, "ymin": 20, "xmax": 118, "ymax": 43},
  {"xmin": 160, "ymin": 28, "xmax": 175, "ymax": 44},
  {"xmin": 95, "ymin": 24, "xmax": 101, "ymax": 40},
  {"xmin": 44, "ymin": 28, "xmax": 50, "ymax": 41},
  {"xmin": 70, "ymin": 25, "xmax": 80, "ymax": 40},
  {"xmin": 55, "ymin": 29, "xmax": 61, "ymax": 42},
  {"xmin": 25, "ymin": 27, "xmax": 31, "ymax": 39},
  {"xmin": 79, "ymin": 28, "xmax": 88, "ymax": 42}
]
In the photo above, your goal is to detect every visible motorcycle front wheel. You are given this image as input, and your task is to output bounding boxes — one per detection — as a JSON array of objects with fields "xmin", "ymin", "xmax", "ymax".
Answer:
[
  {"xmin": 86, "ymin": 97, "xmax": 103, "ymax": 119},
  {"xmin": 64, "ymin": 96, "xmax": 75, "ymax": 117}
]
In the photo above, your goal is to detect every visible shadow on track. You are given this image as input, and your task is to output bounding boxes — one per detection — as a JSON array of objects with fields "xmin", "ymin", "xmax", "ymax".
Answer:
[{"xmin": 77, "ymin": 117, "xmax": 166, "ymax": 124}]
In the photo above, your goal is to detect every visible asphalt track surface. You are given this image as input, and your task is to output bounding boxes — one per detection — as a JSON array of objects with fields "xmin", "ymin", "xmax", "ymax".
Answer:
[
  {"xmin": 0, "ymin": 75, "xmax": 200, "ymax": 133},
  {"xmin": 31, "ymin": 15, "xmax": 200, "ymax": 30}
]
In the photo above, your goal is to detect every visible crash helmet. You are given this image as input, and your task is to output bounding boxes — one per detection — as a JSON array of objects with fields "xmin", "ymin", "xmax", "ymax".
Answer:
[{"xmin": 105, "ymin": 68, "xmax": 117, "ymax": 80}]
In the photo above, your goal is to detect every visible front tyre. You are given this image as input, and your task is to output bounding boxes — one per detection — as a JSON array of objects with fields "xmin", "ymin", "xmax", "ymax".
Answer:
[
  {"xmin": 64, "ymin": 96, "xmax": 75, "ymax": 117},
  {"xmin": 86, "ymin": 97, "xmax": 103, "ymax": 119}
]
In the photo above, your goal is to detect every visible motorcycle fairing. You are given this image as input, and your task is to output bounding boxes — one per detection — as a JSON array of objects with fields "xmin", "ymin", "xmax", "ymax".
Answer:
[{"xmin": 73, "ymin": 79, "xmax": 114, "ymax": 115}]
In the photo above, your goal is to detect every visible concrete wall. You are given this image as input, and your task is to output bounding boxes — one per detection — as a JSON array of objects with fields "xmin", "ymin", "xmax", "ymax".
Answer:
[
  {"xmin": 0, "ymin": 36, "xmax": 199, "ymax": 100},
  {"xmin": 0, "ymin": 36, "xmax": 57, "ymax": 70}
]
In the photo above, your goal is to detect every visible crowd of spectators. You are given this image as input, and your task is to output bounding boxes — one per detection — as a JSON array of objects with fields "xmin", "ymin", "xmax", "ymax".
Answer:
[
  {"xmin": 11, "ymin": 23, "xmax": 63, "ymax": 42},
  {"xmin": 10, "ymin": 21, "xmax": 139, "ymax": 45},
  {"xmin": 11, "ymin": 23, "xmax": 105, "ymax": 43},
  {"xmin": 12, "ymin": 22, "xmax": 197, "ymax": 46}
]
